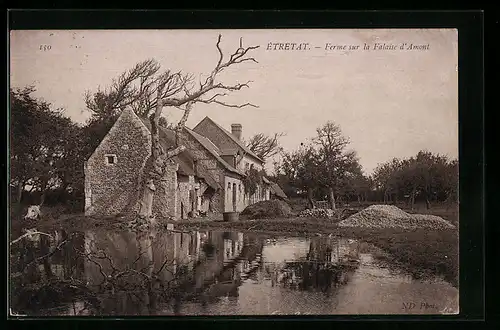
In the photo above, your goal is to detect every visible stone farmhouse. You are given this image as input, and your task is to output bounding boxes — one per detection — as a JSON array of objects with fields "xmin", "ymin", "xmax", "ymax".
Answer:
[{"xmin": 84, "ymin": 108, "xmax": 286, "ymax": 220}]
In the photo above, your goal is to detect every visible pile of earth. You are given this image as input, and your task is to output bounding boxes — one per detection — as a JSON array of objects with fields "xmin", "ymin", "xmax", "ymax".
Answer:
[
  {"xmin": 298, "ymin": 208, "xmax": 359, "ymax": 220},
  {"xmin": 298, "ymin": 208, "xmax": 340, "ymax": 219},
  {"xmin": 241, "ymin": 200, "xmax": 292, "ymax": 219},
  {"xmin": 337, "ymin": 204, "xmax": 455, "ymax": 230}
]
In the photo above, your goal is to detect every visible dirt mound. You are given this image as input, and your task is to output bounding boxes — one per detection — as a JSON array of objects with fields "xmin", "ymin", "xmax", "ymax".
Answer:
[
  {"xmin": 298, "ymin": 208, "xmax": 359, "ymax": 220},
  {"xmin": 241, "ymin": 200, "xmax": 292, "ymax": 219},
  {"xmin": 298, "ymin": 208, "xmax": 340, "ymax": 219},
  {"xmin": 411, "ymin": 214, "xmax": 456, "ymax": 229},
  {"xmin": 338, "ymin": 205, "xmax": 455, "ymax": 230}
]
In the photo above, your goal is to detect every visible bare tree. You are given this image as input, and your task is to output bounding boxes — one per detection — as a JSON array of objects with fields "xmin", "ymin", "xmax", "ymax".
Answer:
[
  {"xmin": 130, "ymin": 35, "xmax": 260, "ymax": 220},
  {"xmin": 84, "ymin": 36, "xmax": 259, "ymax": 220},
  {"xmin": 246, "ymin": 132, "xmax": 285, "ymax": 161}
]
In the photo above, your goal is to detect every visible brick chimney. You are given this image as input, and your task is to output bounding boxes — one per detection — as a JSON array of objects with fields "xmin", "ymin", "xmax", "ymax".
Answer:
[{"xmin": 231, "ymin": 124, "xmax": 242, "ymax": 140}]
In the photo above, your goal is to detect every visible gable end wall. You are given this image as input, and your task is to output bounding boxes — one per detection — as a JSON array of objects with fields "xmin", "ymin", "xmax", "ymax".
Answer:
[{"xmin": 85, "ymin": 109, "xmax": 152, "ymax": 216}]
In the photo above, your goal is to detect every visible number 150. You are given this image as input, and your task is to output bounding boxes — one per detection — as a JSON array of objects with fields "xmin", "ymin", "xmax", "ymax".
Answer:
[{"xmin": 39, "ymin": 45, "xmax": 51, "ymax": 51}]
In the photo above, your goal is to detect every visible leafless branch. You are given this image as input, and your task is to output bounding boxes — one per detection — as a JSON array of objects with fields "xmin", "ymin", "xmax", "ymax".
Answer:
[
  {"xmin": 10, "ymin": 230, "xmax": 53, "ymax": 245},
  {"xmin": 246, "ymin": 132, "xmax": 286, "ymax": 160},
  {"xmin": 197, "ymin": 99, "xmax": 259, "ymax": 108},
  {"xmin": 85, "ymin": 253, "xmax": 108, "ymax": 284},
  {"xmin": 159, "ymin": 35, "xmax": 259, "ymax": 109},
  {"xmin": 165, "ymin": 145, "xmax": 186, "ymax": 159}
]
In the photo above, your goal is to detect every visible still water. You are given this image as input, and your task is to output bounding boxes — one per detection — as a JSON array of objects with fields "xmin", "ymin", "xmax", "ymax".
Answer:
[{"xmin": 10, "ymin": 229, "xmax": 458, "ymax": 316}]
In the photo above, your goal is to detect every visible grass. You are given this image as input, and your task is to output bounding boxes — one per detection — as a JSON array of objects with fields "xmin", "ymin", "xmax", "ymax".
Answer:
[{"xmin": 346, "ymin": 227, "xmax": 458, "ymax": 287}]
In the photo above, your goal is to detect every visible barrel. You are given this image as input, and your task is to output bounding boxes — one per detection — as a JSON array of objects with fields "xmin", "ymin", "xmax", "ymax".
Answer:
[{"xmin": 223, "ymin": 211, "xmax": 239, "ymax": 222}]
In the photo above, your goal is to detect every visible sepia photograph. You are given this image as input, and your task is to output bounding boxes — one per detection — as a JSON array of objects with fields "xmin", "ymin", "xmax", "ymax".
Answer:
[{"xmin": 9, "ymin": 28, "xmax": 459, "ymax": 316}]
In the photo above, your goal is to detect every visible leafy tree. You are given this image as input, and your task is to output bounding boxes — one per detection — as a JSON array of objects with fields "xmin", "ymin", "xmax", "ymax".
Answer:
[
  {"xmin": 275, "ymin": 143, "xmax": 321, "ymax": 208},
  {"xmin": 312, "ymin": 121, "xmax": 360, "ymax": 209},
  {"xmin": 373, "ymin": 158, "xmax": 403, "ymax": 203},
  {"xmin": 242, "ymin": 167, "xmax": 266, "ymax": 196},
  {"xmin": 341, "ymin": 161, "xmax": 372, "ymax": 204},
  {"xmin": 372, "ymin": 150, "xmax": 458, "ymax": 210},
  {"xmin": 275, "ymin": 122, "xmax": 364, "ymax": 210},
  {"xmin": 10, "ymin": 86, "xmax": 83, "ymax": 210}
]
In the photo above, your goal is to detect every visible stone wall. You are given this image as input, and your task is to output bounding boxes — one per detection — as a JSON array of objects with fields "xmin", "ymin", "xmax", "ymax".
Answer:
[
  {"xmin": 85, "ymin": 108, "xmax": 152, "ymax": 216},
  {"xmin": 152, "ymin": 161, "xmax": 178, "ymax": 219},
  {"xmin": 177, "ymin": 174, "xmax": 194, "ymax": 219},
  {"xmin": 178, "ymin": 130, "xmax": 227, "ymax": 213}
]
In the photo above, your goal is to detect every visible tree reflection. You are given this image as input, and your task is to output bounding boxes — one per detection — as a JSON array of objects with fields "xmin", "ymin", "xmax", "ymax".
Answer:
[
  {"xmin": 10, "ymin": 230, "xmax": 362, "ymax": 315},
  {"xmin": 10, "ymin": 228, "xmax": 266, "ymax": 316},
  {"xmin": 263, "ymin": 237, "xmax": 360, "ymax": 295}
]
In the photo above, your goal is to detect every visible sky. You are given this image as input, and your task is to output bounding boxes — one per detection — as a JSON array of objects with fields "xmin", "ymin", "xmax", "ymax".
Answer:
[{"xmin": 10, "ymin": 29, "xmax": 458, "ymax": 175}]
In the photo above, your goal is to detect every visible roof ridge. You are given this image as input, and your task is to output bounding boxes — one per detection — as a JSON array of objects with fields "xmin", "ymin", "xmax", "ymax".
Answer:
[
  {"xmin": 192, "ymin": 116, "xmax": 211, "ymax": 131},
  {"xmin": 186, "ymin": 127, "xmax": 221, "ymax": 153},
  {"xmin": 184, "ymin": 127, "xmax": 245, "ymax": 176},
  {"xmin": 196, "ymin": 116, "xmax": 264, "ymax": 163}
]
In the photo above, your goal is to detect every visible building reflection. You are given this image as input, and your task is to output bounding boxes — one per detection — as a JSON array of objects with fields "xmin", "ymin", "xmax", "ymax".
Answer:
[
  {"xmin": 66, "ymin": 229, "xmax": 261, "ymax": 315},
  {"xmin": 11, "ymin": 229, "xmax": 360, "ymax": 316}
]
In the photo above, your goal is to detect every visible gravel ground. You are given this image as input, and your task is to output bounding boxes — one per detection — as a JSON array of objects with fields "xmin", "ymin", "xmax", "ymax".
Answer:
[{"xmin": 297, "ymin": 208, "xmax": 340, "ymax": 218}]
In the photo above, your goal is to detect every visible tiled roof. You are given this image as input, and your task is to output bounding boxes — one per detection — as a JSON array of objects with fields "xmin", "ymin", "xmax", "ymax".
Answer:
[
  {"xmin": 194, "ymin": 116, "xmax": 265, "ymax": 163},
  {"xmin": 139, "ymin": 118, "xmax": 221, "ymax": 189},
  {"xmin": 184, "ymin": 127, "xmax": 246, "ymax": 176}
]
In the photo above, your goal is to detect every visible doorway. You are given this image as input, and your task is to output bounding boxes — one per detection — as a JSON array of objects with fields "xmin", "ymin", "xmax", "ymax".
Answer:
[{"xmin": 232, "ymin": 183, "xmax": 237, "ymax": 211}]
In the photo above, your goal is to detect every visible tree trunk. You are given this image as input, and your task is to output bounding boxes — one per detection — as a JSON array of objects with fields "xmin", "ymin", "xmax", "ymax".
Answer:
[
  {"xmin": 40, "ymin": 189, "xmax": 47, "ymax": 206},
  {"xmin": 15, "ymin": 180, "xmax": 24, "ymax": 217},
  {"xmin": 445, "ymin": 191, "xmax": 452, "ymax": 211},
  {"xmin": 40, "ymin": 235, "xmax": 54, "ymax": 279},
  {"xmin": 137, "ymin": 97, "xmax": 187, "ymax": 220},
  {"xmin": 328, "ymin": 187, "xmax": 336, "ymax": 210},
  {"xmin": 357, "ymin": 194, "xmax": 361, "ymax": 205},
  {"xmin": 307, "ymin": 188, "xmax": 315, "ymax": 209},
  {"xmin": 138, "ymin": 180, "xmax": 156, "ymax": 218},
  {"xmin": 410, "ymin": 186, "xmax": 417, "ymax": 211},
  {"xmin": 16, "ymin": 180, "xmax": 24, "ymax": 204}
]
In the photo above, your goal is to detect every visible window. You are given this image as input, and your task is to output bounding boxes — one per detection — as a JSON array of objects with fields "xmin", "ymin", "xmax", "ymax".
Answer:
[
  {"xmin": 245, "ymin": 162, "xmax": 249, "ymax": 171},
  {"xmin": 228, "ymin": 182, "xmax": 231, "ymax": 189},
  {"xmin": 105, "ymin": 154, "xmax": 117, "ymax": 165}
]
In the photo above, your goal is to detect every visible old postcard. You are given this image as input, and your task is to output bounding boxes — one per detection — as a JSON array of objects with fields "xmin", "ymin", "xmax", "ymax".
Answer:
[{"xmin": 9, "ymin": 28, "xmax": 459, "ymax": 316}]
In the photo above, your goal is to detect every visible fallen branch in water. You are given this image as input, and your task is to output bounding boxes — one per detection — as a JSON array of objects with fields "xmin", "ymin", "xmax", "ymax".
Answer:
[
  {"xmin": 21, "ymin": 234, "xmax": 76, "ymax": 271},
  {"xmin": 10, "ymin": 230, "xmax": 53, "ymax": 246}
]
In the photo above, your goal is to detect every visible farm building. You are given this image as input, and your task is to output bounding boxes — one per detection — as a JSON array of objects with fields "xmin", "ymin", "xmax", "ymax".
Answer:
[{"xmin": 84, "ymin": 108, "xmax": 286, "ymax": 220}]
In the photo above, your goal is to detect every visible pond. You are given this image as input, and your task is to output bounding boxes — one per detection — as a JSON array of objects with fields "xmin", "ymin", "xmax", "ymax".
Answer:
[{"xmin": 9, "ymin": 228, "xmax": 458, "ymax": 316}]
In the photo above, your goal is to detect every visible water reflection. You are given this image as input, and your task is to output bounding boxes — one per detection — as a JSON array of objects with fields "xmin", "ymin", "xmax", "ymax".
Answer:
[
  {"xmin": 275, "ymin": 237, "xmax": 360, "ymax": 294},
  {"xmin": 9, "ymin": 228, "xmax": 457, "ymax": 316}
]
